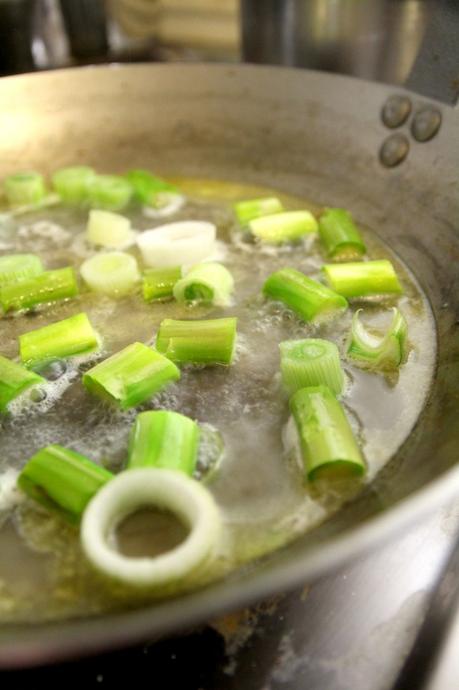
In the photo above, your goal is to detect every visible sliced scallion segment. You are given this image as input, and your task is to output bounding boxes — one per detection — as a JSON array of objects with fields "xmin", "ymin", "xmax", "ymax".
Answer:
[
  {"xmin": 125, "ymin": 169, "xmax": 178, "ymax": 205},
  {"xmin": 280, "ymin": 339, "xmax": 344, "ymax": 396},
  {"xmin": 136, "ymin": 221, "xmax": 216, "ymax": 268},
  {"xmin": 234, "ymin": 197, "xmax": 283, "ymax": 225},
  {"xmin": 4, "ymin": 172, "xmax": 46, "ymax": 207},
  {"xmin": 18, "ymin": 444, "xmax": 112, "ymax": 525},
  {"xmin": 80, "ymin": 468, "xmax": 222, "ymax": 588},
  {"xmin": 347, "ymin": 308, "xmax": 408, "ymax": 370},
  {"xmin": 80, "ymin": 252, "xmax": 140, "ymax": 297},
  {"xmin": 19, "ymin": 312, "xmax": 99, "ymax": 368},
  {"xmin": 0, "ymin": 254, "xmax": 44, "ymax": 287},
  {"xmin": 83, "ymin": 342, "xmax": 180, "ymax": 409},
  {"xmin": 249, "ymin": 210, "xmax": 318, "ymax": 244},
  {"xmin": 173, "ymin": 262, "xmax": 234, "ymax": 306},
  {"xmin": 128, "ymin": 410, "xmax": 200, "ymax": 475},
  {"xmin": 318, "ymin": 208, "xmax": 366, "ymax": 260},
  {"xmin": 322, "ymin": 260, "xmax": 403, "ymax": 298},
  {"xmin": 88, "ymin": 175, "xmax": 133, "ymax": 211},
  {"xmin": 143, "ymin": 266, "xmax": 182, "ymax": 302},
  {"xmin": 290, "ymin": 385, "xmax": 365, "ymax": 480},
  {"xmin": 0, "ymin": 267, "xmax": 78, "ymax": 313},
  {"xmin": 52, "ymin": 166, "xmax": 96, "ymax": 204},
  {"xmin": 86, "ymin": 209, "xmax": 134, "ymax": 249},
  {"xmin": 0, "ymin": 355, "xmax": 45, "ymax": 412},
  {"xmin": 156, "ymin": 317, "xmax": 237, "ymax": 365},
  {"xmin": 263, "ymin": 268, "xmax": 347, "ymax": 322}
]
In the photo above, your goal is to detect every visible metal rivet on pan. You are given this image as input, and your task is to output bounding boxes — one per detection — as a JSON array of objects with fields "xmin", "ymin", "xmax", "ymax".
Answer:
[
  {"xmin": 379, "ymin": 133, "xmax": 410, "ymax": 167},
  {"xmin": 411, "ymin": 107, "xmax": 442, "ymax": 142},
  {"xmin": 381, "ymin": 95, "xmax": 412, "ymax": 128}
]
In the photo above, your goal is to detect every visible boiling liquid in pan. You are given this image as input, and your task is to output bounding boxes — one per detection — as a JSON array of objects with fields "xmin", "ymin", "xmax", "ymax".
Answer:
[{"xmin": 0, "ymin": 179, "xmax": 436, "ymax": 621}]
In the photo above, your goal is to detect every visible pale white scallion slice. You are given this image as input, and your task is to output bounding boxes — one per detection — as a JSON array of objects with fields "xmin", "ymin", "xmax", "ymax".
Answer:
[
  {"xmin": 86, "ymin": 210, "xmax": 135, "ymax": 249},
  {"xmin": 80, "ymin": 468, "xmax": 222, "ymax": 588},
  {"xmin": 136, "ymin": 221, "xmax": 216, "ymax": 268},
  {"xmin": 347, "ymin": 308, "xmax": 408, "ymax": 370},
  {"xmin": 142, "ymin": 193, "xmax": 186, "ymax": 219},
  {"xmin": 80, "ymin": 252, "xmax": 140, "ymax": 297}
]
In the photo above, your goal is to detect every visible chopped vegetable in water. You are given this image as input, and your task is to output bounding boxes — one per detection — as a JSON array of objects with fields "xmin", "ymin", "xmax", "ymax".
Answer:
[
  {"xmin": 234, "ymin": 196, "xmax": 283, "ymax": 225},
  {"xmin": 249, "ymin": 210, "xmax": 318, "ymax": 244},
  {"xmin": 0, "ymin": 355, "xmax": 45, "ymax": 412},
  {"xmin": 156, "ymin": 317, "xmax": 237, "ymax": 365},
  {"xmin": 143, "ymin": 266, "xmax": 182, "ymax": 302},
  {"xmin": 136, "ymin": 221, "xmax": 216, "ymax": 268},
  {"xmin": 85, "ymin": 209, "xmax": 135, "ymax": 249},
  {"xmin": 0, "ymin": 254, "xmax": 44, "ymax": 287},
  {"xmin": 0, "ymin": 267, "xmax": 78, "ymax": 313},
  {"xmin": 80, "ymin": 252, "xmax": 140, "ymax": 297},
  {"xmin": 318, "ymin": 208, "xmax": 366, "ymax": 260},
  {"xmin": 52, "ymin": 166, "xmax": 96, "ymax": 204},
  {"xmin": 83, "ymin": 342, "xmax": 180, "ymax": 409},
  {"xmin": 322, "ymin": 260, "xmax": 403, "ymax": 298},
  {"xmin": 173, "ymin": 262, "xmax": 234, "ymax": 306},
  {"xmin": 280, "ymin": 339, "xmax": 344, "ymax": 396},
  {"xmin": 347, "ymin": 308, "xmax": 408, "ymax": 370}
]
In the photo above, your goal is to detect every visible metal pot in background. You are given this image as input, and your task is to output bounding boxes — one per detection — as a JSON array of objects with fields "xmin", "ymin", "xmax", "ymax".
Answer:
[{"xmin": 241, "ymin": 0, "xmax": 433, "ymax": 86}]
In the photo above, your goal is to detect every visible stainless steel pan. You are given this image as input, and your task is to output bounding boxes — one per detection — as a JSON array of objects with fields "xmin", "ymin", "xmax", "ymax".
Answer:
[{"xmin": 0, "ymin": 63, "xmax": 457, "ymax": 667}]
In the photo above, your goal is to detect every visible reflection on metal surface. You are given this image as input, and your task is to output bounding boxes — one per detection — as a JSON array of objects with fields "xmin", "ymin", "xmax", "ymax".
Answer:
[
  {"xmin": 242, "ymin": 0, "xmax": 433, "ymax": 85},
  {"xmin": 379, "ymin": 133, "xmax": 410, "ymax": 167},
  {"xmin": 381, "ymin": 95, "xmax": 413, "ymax": 129},
  {"xmin": 411, "ymin": 107, "xmax": 442, "ymax": 142}
]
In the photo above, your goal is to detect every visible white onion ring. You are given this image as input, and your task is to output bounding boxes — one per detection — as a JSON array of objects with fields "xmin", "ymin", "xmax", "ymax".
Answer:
[
  {"xmin": 80, "ymin": 468, "xmax": 221, "ymax": 588},
  {"xmin": 136, "ymin": 221, "xmax": 216, "ymax": 268}
]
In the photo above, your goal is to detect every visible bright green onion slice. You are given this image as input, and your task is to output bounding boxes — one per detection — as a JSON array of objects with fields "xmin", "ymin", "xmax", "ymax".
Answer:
[
  {"xmin": 263, "ymin": 268, "xmax": 348, "ymax": 322},
  {"xmin": 290, "ymin": 385, "xmax": 365, "ymax": 480},
  {"xmin": 143, "ymin": 266, "xmax": 182, "ymax": 302},
  {"xmin": 0, "ymin": 254, "xmax": 44, "ymax": 287},
  {"xmin": 318, "ymin": 208, "xmax": 366, "ymax": 260},
  {"xmin": 127, "ymin": 410, "xmax": 200, "ymax": 475},
  {"xmin": 156, "ymin": 318, "xmax": 237, "ymax": 365},
  {"xmin": 4, "ymin": 172, "xmax": 46, "ymax": 206},
  {"xmin": 322, "ymin": 260, "xmax": 403, "ymax": 298},
  {"xmin": 86, "ymin": 209, "xmax": 135, "ymax": 249},
  {"xmin": 249, "ymin": 210, "xmax": 318, "ymax": 244},
  {"xmin": 0, "ymin": 267, "xmax": 78, "ymax": 314},
  {"xmin": 173, "ymin": 262, "xmax": 234, "ymax": 306},
  {"xmin": 83, "ymin": 342, "xmax": 180, "ymax": 409},
  {"xmin": 51, "ymin": 166, "xmax": 96, "ymax": 204},
  {"xmin": 234, "ymin": 197, "xmax": 283, "ymax": 225},
  {"xmin": 136, "ymin": 221, "xmax": 216, "ymax": 268},
  {"xmin": 125, "ymin": 169, "xmax": 178, "ymax": 205},
  {"xmin": 88, "ymin": 175, "xmax": 133, "ymax": 211},
  {"xmin": 80, "ymin": 252, "xmax": 140, "ymax": 297},
  {"xmin": 19, "ymin": 313, "xmax": 100, "ymax": 368},
  {"xmin": 280, "ymin": 339, "xmax": 344, "ymax": 396},
  {"xmin": 0, "ymin": 355, "xmax": 45, "ymax": 412},
  {"xmin": 347, "ymin": 308, "xmax": 408, "ymax": 370},
  {"xmin": 80, "ymin": 468, "xmax": 222, "ymax": 588},
  {"xmin": 18, "ymin": 444, "xmax": 112, "ymax": 525}
]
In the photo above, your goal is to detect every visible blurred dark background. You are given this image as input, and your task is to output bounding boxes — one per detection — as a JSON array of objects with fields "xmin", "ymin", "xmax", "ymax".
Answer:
[{"xmin": 0, "ymin": 0, "xmax": 436, "ymax": 87}]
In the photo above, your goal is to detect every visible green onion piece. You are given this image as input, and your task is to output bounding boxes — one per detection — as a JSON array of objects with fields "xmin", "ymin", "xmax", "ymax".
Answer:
[
  {"xmin": 156, "ymin": 318, "xmax": 237, "ymax": 365},
  {"xmin": 290, "ymin": 385, "xmax": 365, "ymax": 480},
  {"xmin": 4, "ymin": 172, "xmax": 46, "ymax": 206},
  {"xmin": 0, "ymin": 254, "xmax": 44, "ymax": 287},
  {"xmin": 83, "ymin": 342, "xmax": 180, "ymax": 409},
  {"xmin": 88, "ymin": 175, "xmax": 133, "ymax": 211},
  {"xmin": 143, "ymin": 266, "xmax": 182, "ymax": 302},
  {"xmin": 173, "ymin": 262, "xmax": 234, "ymax": 306},
  {"xmin": 280, "ymin": 339, "xmax": 344, "ymax": 396},
  {"xmin": 127, "ymin": 410, "xmax": 200, "ymax": 475},
  {"xmin": 86, "ymin": 209, "xmax": 134, "ymax": 249},
  {"xmin": 234, "ymin": 197, "xmax": 284, "ymax": 225},
  {"xmin": 322, "ymin": 260, "xmax": 403, "ymax": 298},
  {"xmin": 318, "ymin": 208, "xmax": 366, "ymax": 260},
  {"xmin": 249, "ymin": 210, "xmax": 318, "ymax": 244},
  {"xmin": 0, "ymin": 355, "xmax": 45, "ymax": 412},
  {"xmin": 347, "ymin": 307, "xmax": 408, "ymax": 370},
  {"xmin": 18, "ymin": 444, "xmax": 112, "ymax": 525},
  {"xmin": 80, "ymin": 252, "xmax": 140, "ymax": 297},
  {"xmin": 51, "ymin": 166, "xmax": 96, "ymax": 204},
  {"xmin": 0, "ymin": 267, "xmax": 78, "ymax": 313},
  {"xmin": 125, "ymin": 169, "xmax": 178, "ymax": 205},
  {"xmin": 19, "ymin": 312, "xmax": 99, "ymax": 368},
  {"xmin": 263, "ymin": 268, "xmax": 347, "ymax": 322},
  {"xmin": 80, "ymin": 468, "xmax": 222, "ymax": 588}
]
